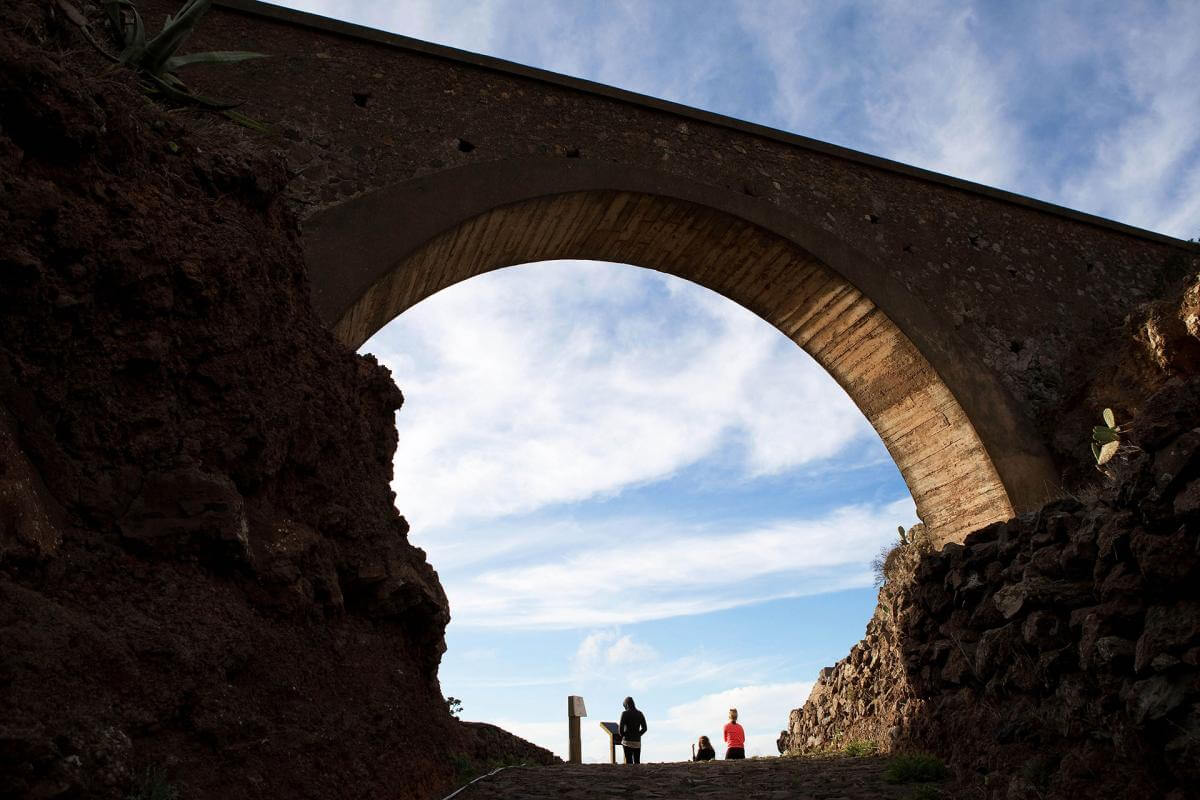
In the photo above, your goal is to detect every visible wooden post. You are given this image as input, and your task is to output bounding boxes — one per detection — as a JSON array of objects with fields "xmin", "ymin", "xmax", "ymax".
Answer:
[
  {"xmin": 567, "ymin": 695, "xmax": 586, "ymax": 763},
  {"xmin": 569, "ymin": 715, "xmax": 581, "ymax": 764}
]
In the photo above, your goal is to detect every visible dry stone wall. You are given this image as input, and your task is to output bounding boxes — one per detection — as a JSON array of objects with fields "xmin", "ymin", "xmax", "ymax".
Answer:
[{"xmin": 780, "ymin": 376, "xmax": 1200, "ymax": 799}]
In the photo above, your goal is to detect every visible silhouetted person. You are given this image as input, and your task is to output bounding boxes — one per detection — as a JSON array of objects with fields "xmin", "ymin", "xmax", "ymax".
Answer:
[
  {"xmin": 619, "ymin": 696, "xmax": 648, "ymax": 764},
  {"xmin": 723, "ymin": 708, "xmax": 745, "ymax": 759},
  {"xmin": 693, "ymin": 735, "xmax": 716, "ymax": 761}
]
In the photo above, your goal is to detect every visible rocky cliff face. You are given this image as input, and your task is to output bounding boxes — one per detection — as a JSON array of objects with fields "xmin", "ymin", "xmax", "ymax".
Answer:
[
  {"xmin": 779, "ymin": 531, "xmax": 925, "ymax": 756},
  {"xmin": 780, "ymin": 372, "xmax": 1200, "ymax": 799},
  {"xmin": 0, "ymin": 4, "xmax": 553, "ymax": 798}
]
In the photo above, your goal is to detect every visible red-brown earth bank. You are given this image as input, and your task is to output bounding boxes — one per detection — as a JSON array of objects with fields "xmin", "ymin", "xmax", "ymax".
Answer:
[{"xmin": 0, "ymin": 3, "xmax": 553, "ymax": 798}]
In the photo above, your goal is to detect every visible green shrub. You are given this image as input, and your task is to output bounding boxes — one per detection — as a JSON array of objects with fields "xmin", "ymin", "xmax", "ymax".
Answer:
[
  {"xmin": 883, "ymin": 752, "xmax": 948, "ymax": 784},
  {"xmin": 843, "ymin": 739, "xmax": 877, "ymax": 757}
]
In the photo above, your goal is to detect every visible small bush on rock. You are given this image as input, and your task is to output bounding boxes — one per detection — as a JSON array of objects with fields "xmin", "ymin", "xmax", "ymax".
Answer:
[
  {"xmin": 844, "ymin": 739, "xmax": 877, "ymax": 757},
  {"xmin": 883, "ymin": 752, "xmax": 948, "ymax": 784},
  {"xmin": 872, "ymin": 524, "xmax": 930, "ymax": 587},
  {"xmin": 871, "ymin": 542, "xmax": 900, "ymax": 587}
]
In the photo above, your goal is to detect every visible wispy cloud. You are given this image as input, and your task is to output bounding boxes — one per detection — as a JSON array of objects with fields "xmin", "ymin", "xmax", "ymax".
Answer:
[
  {"xmin": 1053, "ymin": 4, "xmax": 1200, "ymax": 237},
  {"xmin": 730, "ymin": 0, "xmax": 1200, "ymax": 235},
  {"xmin": 732, "ymin": 0, "xmax": 1024, "ymax": 189},
  {"xmin": 659, "ymin": 681, "xmax": 815, "ymax": 759},
  {"xmin": 369, "ymin": 262, "xmax": 872, "ymax": 533},
  {"xmin": 570, "ymin": 630, "xmax": 778, "ymax": 692},
  {"xmin": 450, "ymin": 675, "xmax": 574, "ymax": 689},
  {"xmin": 443, "ymin": 497, "xmax": 914, "ymax": 628},
  {"xmin": 573, "ymin": 630, "xmax": 658, "ymax": 673}
]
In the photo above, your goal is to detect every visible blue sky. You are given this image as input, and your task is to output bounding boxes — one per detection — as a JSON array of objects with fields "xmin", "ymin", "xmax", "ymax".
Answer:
[{"xmin": 269, "ymin": 0, "xmax": 1200, "ymax": 761}]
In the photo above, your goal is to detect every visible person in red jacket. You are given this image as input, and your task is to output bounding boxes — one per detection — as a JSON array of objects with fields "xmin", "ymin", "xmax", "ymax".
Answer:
[{"xmin": 723, "ymin": 708, "xmax": 745, "ymax": 759}]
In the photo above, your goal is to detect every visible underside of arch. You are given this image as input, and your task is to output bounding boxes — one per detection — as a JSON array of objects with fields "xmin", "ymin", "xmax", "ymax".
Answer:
[{"xmin": 317, "ymin": 185, "xmax": 1019, "ymax": 546}]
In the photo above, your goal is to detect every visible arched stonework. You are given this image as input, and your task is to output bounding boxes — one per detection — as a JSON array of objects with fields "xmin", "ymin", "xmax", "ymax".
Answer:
[{"xmin": 315, "ymin": 181, "xmax": 1015, "ymax": 545}]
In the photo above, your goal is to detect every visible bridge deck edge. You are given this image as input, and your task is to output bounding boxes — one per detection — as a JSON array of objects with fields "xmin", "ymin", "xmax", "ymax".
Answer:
[{"xmin": 215, "ymin": 0, "xmax": 1195, "ymax": 250}]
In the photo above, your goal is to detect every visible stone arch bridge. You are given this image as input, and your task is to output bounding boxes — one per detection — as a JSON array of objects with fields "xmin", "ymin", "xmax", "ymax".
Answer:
[{"xmin": 163, "ymin": 0, "xmax": 1195, "ymax": 545}]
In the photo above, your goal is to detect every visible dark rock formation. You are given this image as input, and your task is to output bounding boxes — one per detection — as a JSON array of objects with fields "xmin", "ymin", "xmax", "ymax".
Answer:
[
  {"xmin": 780, "ymin": 373, "xmax": 1200, "ymax": 799},
  {"xmin": 0, "ymin": 3, "xmax": 554, "ymax": 797}
]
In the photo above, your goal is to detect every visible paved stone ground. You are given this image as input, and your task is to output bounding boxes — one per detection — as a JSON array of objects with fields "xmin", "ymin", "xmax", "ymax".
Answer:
[{"xmin": 451, "ymin": 756, "xmax": 934, "ymax": 799}]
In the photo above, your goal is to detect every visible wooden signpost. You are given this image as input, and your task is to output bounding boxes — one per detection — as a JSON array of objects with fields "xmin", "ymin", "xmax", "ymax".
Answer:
[
  {"xmin": 598, "ymin": 721, "xmax": 622, "ymax": 764},
  {"xmin": 567, "ymin": 695, "xmax": 587, "ymax": 764}
]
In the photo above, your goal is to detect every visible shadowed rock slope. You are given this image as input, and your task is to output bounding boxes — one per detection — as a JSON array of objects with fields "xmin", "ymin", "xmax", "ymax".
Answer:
[
  {"xmin": 0, "ymin": 3, "xmax": 553, "ymax": 798},
  {"xmin": 780, "ymin": 370, "xmax": 1200, "ymax": 798}
]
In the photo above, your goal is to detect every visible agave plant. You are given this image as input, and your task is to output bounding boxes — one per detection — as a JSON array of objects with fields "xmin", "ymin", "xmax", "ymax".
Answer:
[
  {"xmin": 103, "ymin": 0, "xmax": 266, "ymax": 107},
  {"xmin": 1091, "ymin": 407, "xmax": 1122, "ymax": 466},
  {"xmin": 58, "ymin": 0, "xmax": 265, "ymax": 109}
]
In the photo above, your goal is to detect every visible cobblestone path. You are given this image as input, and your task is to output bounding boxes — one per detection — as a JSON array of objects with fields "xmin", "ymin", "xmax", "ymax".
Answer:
[{"xmin": 452, "ymin": 756, "xmax": 928, "ymax": 799}]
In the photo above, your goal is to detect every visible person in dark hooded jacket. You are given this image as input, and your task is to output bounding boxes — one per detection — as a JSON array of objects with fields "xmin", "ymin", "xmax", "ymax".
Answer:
[{"xmin": 619, "ymin": 696, "xmax": 648, "ymax": 764}]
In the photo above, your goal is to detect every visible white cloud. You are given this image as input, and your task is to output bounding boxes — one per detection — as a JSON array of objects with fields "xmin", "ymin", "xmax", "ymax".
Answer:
[
  {"xmin": 570, "ymin": 631, "xmax": 777, "ymax": 694},
  {"xmin": 368, "ymin": 261, "xmax": 872, "ymax": 533},
  {"xmin": 573, "ymin": 630, "xmax": 658, "ymax": 674},
  {"xmin": 625, "ymin": 654, "xmax": 777, "ymax": 695},
  {"xmin": 459, "ymin": 647, "xmax": 499, "ymax": 662},
  {"xmin": 733, "ymin": 0, "xmax": 1024, "ymax": 189},
  {"xmin": 450, "ymin": 675, "xmax": 573, "ymax": 689},
  {"xmin": 860, "ymin": 3, "xmax": 1022, "ymax": 189},
  {"xmin": 1054, "ymin": 5, "xmax": 1200, "ymax": 237},
  {"xmin": 731, "ymin": 0, "xmax": 1200, "ymax": 237},
  {"xmin": 444, "ymin": 496, "xmax": 914, "ymax": 628},
  {"xmin": 659, "ymin": 681, "xmax": 815, "ymax": 759}
]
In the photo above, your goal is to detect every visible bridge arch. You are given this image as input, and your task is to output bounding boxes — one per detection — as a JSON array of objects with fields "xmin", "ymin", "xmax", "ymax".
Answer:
[{"xmin": 305, "ymin": 158, "xmax": 1057, "ymax": 545}]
